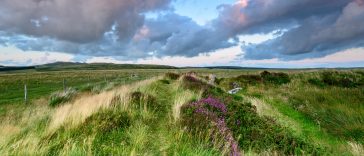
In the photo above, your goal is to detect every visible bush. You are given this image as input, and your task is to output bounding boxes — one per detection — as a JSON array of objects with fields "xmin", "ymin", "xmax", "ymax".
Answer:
[
  {"xmin": 182, "ymin": 75, "xmax": 212, "ymax": 91},
  {"xmin": 260, "ymin": 71, "xmax": 291, "ymax": 85},
  {"xmin": 321, "ymin": 71, "xmax": 359, "ymax": 88},
  {"xmin": 308, "ymin": 78, "xmax": 326, "ymax": 87},
  {"xmin": 181, "ymin": 81, "xmax": 323, "ymax": 154},
  {"xmin": 214, "ymin": 77, "xmax": 224, "ymax": 85},
  {"xmin": 49, "ymin": 88, "xmax": 77, "ymax": 107},
  {"xmin": 158, "ymin": 79, "xmax": 170, "ymax": 84},
  {"xmin": 236, "ymin": 74, "xmax": 263, "ymax": 84},
  {"xmin": 165, "ymin": 72, "xmax": 180, "ymax": 80}
]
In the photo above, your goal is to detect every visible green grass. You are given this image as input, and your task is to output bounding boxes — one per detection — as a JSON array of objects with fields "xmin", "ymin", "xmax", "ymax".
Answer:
[
  {"xmin": 0, "ymin": 70, "xmax": 166, "ymax": 106},
  {"xmin": 221, "ymin": 70, "xmax": 364, "ymax": 155},
  {"xmin": 1, "ymin": 69, "xmax": 363, "ymax": 155}
]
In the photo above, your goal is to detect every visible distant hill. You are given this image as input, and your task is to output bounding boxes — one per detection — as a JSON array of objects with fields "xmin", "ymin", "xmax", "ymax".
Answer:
[
  {"xmin": 190, "ymin": 66, "xmax": 269, "ymax": 70},
  {"xmin": 0, "ymin": 62, "xmax": 177, "ymax": 72},
  {"xmin": 0, "ymin": 65, "xmax": 35, "ymax": 72},
  {"xmin": 35, "ymin": 62, "xmax": 178, "ymax": 71}
]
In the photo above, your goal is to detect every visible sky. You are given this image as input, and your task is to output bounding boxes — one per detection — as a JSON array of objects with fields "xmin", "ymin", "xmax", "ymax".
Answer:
[{"xmin": 0, "ymin": 0, "xmax": 364, "ymax": 68}]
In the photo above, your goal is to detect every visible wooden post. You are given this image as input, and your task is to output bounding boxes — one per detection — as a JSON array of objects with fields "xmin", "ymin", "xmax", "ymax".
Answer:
[
  {"xmin": 24, "ymin": 84, "xmax": 27, "ymax": 104},
  {"xmin": 63, "ymin": 79, "xmax": 66, "ymax": 91}
]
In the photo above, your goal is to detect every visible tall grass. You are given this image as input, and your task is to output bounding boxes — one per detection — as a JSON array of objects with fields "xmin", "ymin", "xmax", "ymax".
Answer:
[
  {"xmin": 229, "ymin": 70, "xmax": 364, "ymax": 155},
  {"xmin": 2, "ymin": 69, "xmax": 362, "ymax": 155}
]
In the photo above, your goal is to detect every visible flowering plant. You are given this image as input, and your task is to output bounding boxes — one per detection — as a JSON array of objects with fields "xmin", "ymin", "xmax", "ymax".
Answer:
[{"xmin": 182, "ymin": 96, "xmax": 240, "ymax": 156}]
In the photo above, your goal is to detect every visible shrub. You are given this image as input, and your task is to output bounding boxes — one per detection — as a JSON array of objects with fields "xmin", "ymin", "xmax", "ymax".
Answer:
[
  {"xmin": 182, "ymin": 75, "xmax": 212, "ymax": 91},
  {"xmin": 236, "ymin": 74, "xmax": 263, "ymax": 84},
  {"xmin": 49, "ymin": 88, "xmax": 77, "ymax": 107},
  {"xmin": 308, "ymin": 78, "xmax": 326, "ymax": 87},
  {"xmin": 158, "ymin": 79, "xmax": 170, "ymax": 84},
  {"xmin": 165, "ymin": 72, "xmax": 180, "ymax": 80},
  {"xmin": 181, "ymin": 91, "xmax": 322, "ymax": 154},
  {"xmin": 321, "ymin": 71, "xmax": 360, "ymax": 88},
  {"xmin": 260, "ymin": 71, "xmax": 290, "ymax": 85},
  {"xmin": 181, "ymin": 97, "xmax": 240, "ymax": 155},
  {"xmin": 214, "ymin": 77, "xmax": 224, "ymax": 85}
]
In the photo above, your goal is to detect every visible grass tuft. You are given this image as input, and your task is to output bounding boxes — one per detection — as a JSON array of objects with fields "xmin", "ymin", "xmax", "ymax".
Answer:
[{"xmin": 49, "ymin": 88, "xmax": 77, "ymax": 107}]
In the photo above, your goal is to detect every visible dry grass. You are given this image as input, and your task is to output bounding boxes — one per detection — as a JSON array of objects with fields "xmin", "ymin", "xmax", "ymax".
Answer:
[
  {"xmin": 172, "ymin": 86, "xmax": 200, "ymax": 121},
  {"xmin": 48, "ymin": 78, "xmax": 156, "ymax": 132},
  {"xmin": 348, "ymin": 141, "xmax": 364, "ymax": 156}
]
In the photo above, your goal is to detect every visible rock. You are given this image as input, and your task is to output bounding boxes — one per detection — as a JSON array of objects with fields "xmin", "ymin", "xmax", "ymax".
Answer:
[{"xmin": 228, "ymin": 88, "xmax": 242, "ymax": 94}]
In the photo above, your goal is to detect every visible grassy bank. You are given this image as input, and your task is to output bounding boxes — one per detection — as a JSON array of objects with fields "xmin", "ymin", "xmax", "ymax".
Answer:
[{"xmin": 0, "ymin": 69, "xmax": 363, "ymax": 155}]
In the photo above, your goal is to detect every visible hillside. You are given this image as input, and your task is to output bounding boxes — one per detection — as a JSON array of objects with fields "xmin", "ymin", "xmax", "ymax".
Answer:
[
  {"xmin": 36, "ymin": 62, "xmax": 178, "ymax": 71},
  {"xmin": 0, "ymin": 70, "xmax": 363, "ymax": 155}
]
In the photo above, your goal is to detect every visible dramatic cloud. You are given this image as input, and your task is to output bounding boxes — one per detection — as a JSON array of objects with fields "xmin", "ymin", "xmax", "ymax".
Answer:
[
  {"xmin": 240, "ymin": 0, "xmax": 364, "ymax": 60},
  {"xmin": 0, "ymin": 0, "xmax": 363, "ymax": 62},
  {"xmin": 130, "ymin": 13, "xmax": 235, "ymax": 57},
  {"xmin": 0, "ymin": 0, "xmax": 170, "ymax": 43}
]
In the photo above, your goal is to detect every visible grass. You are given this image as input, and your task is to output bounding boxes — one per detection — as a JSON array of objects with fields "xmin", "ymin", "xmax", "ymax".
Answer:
[
  {"xmin": 0, "ymin": 69, "xmax": 363, "ymax": 155},
  {"xmin": 222, "ymin": 70, "xmax": 364, "ymax": 155}
]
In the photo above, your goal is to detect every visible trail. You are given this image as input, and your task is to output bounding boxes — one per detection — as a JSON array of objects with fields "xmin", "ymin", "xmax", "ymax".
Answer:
[{"xmin": 126, "ymin": 80, "xmax": 219, "ymax": 155}]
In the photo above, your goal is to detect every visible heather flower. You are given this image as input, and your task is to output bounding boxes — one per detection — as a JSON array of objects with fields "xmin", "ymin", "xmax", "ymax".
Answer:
[
  {"xmin": 200, "ymin": 97, "xmax": 227, "ymax": 113},
  {"xmin": 184, "ymin": 97, "xmax": 240, "ymax": 155},
  {"xmin": 184, "ymin": 75, "xmax": 199, "ymax": 82},
  {"xmin": 215, "ymin": 118, "xmax": 241, "ymax": 156}
]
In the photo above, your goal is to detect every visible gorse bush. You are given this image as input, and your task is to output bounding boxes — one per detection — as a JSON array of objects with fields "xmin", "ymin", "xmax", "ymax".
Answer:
[{"xmin": 49, "ymin": 88, "xmax": 77, "ymax": 107}]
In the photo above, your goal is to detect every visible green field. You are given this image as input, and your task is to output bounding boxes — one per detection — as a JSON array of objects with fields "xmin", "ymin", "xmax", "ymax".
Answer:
[{"xmin": 0, "ymin": 68, "xmax": 363, "ymax": 155}]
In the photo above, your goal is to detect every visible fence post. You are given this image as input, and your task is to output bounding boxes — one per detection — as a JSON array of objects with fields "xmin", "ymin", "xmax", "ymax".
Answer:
[
  {"xmin": 24, "ymin": 84, "xmax": 27, "ymax": 104},
  {"xmin": 63, "ymin": 79, "xmax": 66, "ymax": 91}
]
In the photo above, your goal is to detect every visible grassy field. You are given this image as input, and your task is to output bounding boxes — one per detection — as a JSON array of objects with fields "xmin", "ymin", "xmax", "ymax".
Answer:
[{"xmin": 0, "ymin": 68, "xmax": 363, "ymax": 155}]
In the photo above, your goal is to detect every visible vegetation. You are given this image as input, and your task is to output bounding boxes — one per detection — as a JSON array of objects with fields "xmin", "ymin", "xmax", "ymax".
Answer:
[
  {"xmin": 49, "ymin": 88, "xmax": 77, "ymax": 107},
  {"xmin": 0, "ymin": 68, "xmax": 363, "ymax": 155}
]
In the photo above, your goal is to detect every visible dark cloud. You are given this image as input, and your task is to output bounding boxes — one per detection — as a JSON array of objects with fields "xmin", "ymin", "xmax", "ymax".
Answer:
[
  {"xmin": 243, "ymin": 0, "xmax": 364, "ymax": 60},
  {"xmin": 132, "ymin": 13, "xmax": 235, "ymax": 57},
  {"xmin": 0, "ymin": 0, "xmax": 363, "ymax": 61},
  {"xmin": 0, "ymin": 0, "xmax": 170, "ymax": 43}
]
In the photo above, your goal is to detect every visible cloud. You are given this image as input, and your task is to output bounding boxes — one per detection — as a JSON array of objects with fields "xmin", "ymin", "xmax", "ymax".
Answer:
[
  {"xmin": 86, "ymin": 45, "xmax": 242, "ymax": 67},
  {"xmin": 240, "ymin": 0, "xmax": 364, "ymax": 60},
  {"xmin": 0, "ymin": 0, "xmax": 170, "ymax": 43},
  {"xmin": 130, "ymin": 13, "xmax": 236, "ymax": 57},
  {"xmin": 0, "ymin": 46, "xmax": 74, "ymax": 66},
  {"xmin": 0, "ymin": 0, "xmax": 363, "ymax": 63},
  {"xmin": 236, "ymin": 48, "xmax": 364, "ymax": 68}
]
